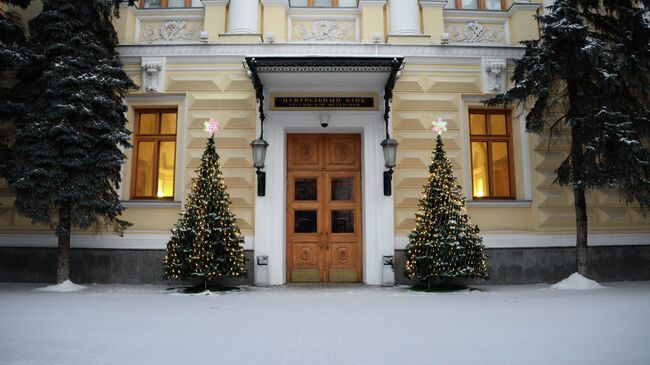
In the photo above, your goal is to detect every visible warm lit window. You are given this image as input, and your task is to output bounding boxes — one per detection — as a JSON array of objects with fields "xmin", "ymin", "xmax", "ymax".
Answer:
[
  {"xmin": 131, "ymin": 110, "xmax": 177, "ymax": 200},
  {"xmin": 446, "ymin": 0, "xmax": 505, "ymax": 10},
  {"xmin": 140, "ymin": 0, "xmax": 203, "ymax": 8},
  {"xmin": 469, "ymin": 110, "xmax": 514, "ymax": 199},
  {"xmin": 289, "ymin": 0, "xmax": 358, "ymax": 7}
]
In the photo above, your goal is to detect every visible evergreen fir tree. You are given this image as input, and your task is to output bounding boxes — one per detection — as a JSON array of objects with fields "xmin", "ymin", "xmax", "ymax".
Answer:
[
  {"xmin": 0, "ymin": 0, "xmax": 37, "ymax": 177},
  {"xmin": 6, "ymin": 0, "xmax": 136, "ymax": 283},
  {"xmin": 485, "ymin": 0, "xmax": 650, "ymax": 276},
  {"xmin": 163, "ymin": 125, "xmax": 247, "ymax": 287},
  {"xmin": 405, "ymin": 124, "xmax": 488, "ymax": 287}
]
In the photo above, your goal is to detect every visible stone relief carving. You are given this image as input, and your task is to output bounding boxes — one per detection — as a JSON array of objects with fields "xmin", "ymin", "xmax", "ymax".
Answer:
[
  {"xmin": 482, "ymin": 58, "xmax": 507, "ymax": 93},
  {"xmin": 292, "ymin": 20, "xmax": 355, "ymax": 42},
  {"xmin": 445, "ymin": 21, "xmax": 505, "ymax": 44},
  {"xmin": 141, "ymin": 20, "xmax": 201, "ymax": 43},
  {"xmin": 141, "ymin": 57, "xmax": 165, "ymax": 92}
]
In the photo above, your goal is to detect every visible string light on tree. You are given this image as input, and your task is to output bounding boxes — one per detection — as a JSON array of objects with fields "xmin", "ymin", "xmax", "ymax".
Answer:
[
  {"xmin": 163, "ymin": 119, "xmax": 247, "ymax": 288},
  {"xmin": 404, "ymin": 118, "xmax": 488, "ymax": 288}
]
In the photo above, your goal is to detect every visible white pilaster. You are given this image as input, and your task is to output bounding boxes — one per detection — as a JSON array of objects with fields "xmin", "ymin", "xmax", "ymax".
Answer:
[
  {"xmin": 389, "ymin": 0, "xmax": 421, "ymax": 35},
  {"xmin": 227, "ymin": 0, "xmax": 259, "ymax": 34}
]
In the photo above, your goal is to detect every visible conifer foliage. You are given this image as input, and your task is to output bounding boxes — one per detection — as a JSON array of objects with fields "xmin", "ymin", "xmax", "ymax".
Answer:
[
  {"xmin": 485, "ymin": 0, "xmax": 650, "ymax": 276},
  {"xmin": 404, "ymin": 132, "xmax": 488, "ymax": 286},
  {"xmin": 163, "ymin": 130, "xmax": 247, "ymax": 285},
  {"xmin": 4, "ymin": 0, "xmax": 136, "ymax": 283}
]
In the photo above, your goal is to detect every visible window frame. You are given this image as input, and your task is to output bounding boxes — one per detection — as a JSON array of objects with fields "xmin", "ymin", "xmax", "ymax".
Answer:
[
  {"xmin": 468, "ymin": 109, "xmax": 516, "ymax": 200},
  {"xmin": 452, "ymin": 0, "xmax": 507, "ymax": 11},
  {"xmin": 130, "ymin": 109, "xmax": 178, "ymax": 201},
  {"xmin": 139, "ymin": 0, "xmax": 200, "ymax": 8}
]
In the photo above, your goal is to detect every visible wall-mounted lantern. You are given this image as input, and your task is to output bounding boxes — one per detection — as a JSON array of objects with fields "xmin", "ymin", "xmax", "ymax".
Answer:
[
  {"xmin": 380, "ymin": 137, "xmax": 398, "ymax": 196},
  {"xmin": 251, "ymin": 138, "xmax": 269, "ymax": 196}
]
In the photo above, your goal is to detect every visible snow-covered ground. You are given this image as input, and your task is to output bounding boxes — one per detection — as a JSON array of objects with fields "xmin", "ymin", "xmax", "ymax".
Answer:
[{"xmin": 1, "ymin": 282, "xmax": 649, "ymax": 365}]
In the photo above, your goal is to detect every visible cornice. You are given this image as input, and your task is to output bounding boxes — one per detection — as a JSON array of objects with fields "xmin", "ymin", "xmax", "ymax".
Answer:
[
  {"xmin": 419, "ymin": 0, "xmax": 447, "ymax": 8},
  {"xmin": 506, "ymin": 1, "xmax": 542, "ymax": 16},
  {"xmin": 117, "ymin": 43, "xmax": 526, "ymax": 65},
  {"xmin": 261, "ymin": 0, "xmax": 289, "ymax": 7},
  {"xmin": 201, "ymin": 0, "xmax": 229, "ymax": 5},
  {"xmin": 444, "ymin": 8, "xmax": 509, "ymax": 18},
  {"xmin": 358, "ymin": 0, "xmax": 386, "ymax": 9}
]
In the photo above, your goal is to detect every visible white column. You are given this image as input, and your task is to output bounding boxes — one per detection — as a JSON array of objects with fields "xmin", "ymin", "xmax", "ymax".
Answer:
[
  {"xmin": 389, "ymin": 0, "xmax": 420, "ymax": 35},
  {"xmin": 227, "ymin": 0, "xmax": 259, "ymax": 34}
]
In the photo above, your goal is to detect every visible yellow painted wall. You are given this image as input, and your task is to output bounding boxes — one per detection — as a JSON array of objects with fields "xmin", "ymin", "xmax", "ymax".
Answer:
[
  {"xmin": 392, "ymin": 65, "xmax": 650, "ymax": 236},
  {"xmin": 2, "ymin": 1, "xmax": 649, "ymax": 239}
]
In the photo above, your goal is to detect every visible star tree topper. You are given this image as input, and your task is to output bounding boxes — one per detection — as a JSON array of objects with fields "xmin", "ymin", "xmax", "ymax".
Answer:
[
  {"xmin": 432, "ymin": 118, "xmax": 448, "ymax": 135},
  {"xmin": 204, "ymin": 118, "xmax": 221, "ymax": 136}
]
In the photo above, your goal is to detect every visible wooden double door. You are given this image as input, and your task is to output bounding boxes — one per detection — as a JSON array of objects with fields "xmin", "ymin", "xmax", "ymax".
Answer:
[{"xmin": 287, "ymin": 134, "xmax": 362, "ymax": 283}]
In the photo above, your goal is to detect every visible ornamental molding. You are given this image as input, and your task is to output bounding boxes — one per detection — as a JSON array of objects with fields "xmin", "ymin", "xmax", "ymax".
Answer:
[
  {"xmin": 141, "ymin": 57, "xmax": 166, "ymax": 92},
  {"xmin": 141, "ymin": 20, "xmax": 202, "ymax": 43},
  {"xmin": 293, "ymin": 19, "xmax": 355, "ymax": 42},
  {"xmin": 256, "ymin": 65, "xmax": 394, "ymax": 73},
  {"xmin": 288, "ymin": 14, "xmax": 360, "ymax": 42},
  {"xmin": 481, "ymin": 57, "xmax": 507, "ymax": 93},
  {"xmin": 445, "ymin": 20, "xmax": 505, "ymax": 44},
  {"xmin": 117, "ymin": 43, "xmax": 527, "ymax": 66}
]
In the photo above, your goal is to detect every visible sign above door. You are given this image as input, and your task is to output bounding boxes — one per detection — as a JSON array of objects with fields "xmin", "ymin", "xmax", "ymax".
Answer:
[{"xmin": 270, "ymin": 92, "xmax": 379, "ymax": 111}]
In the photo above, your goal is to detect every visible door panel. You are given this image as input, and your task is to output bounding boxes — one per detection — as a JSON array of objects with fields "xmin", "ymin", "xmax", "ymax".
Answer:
[
  {"xmin": 287, "ymin": 170, "xmax": 323, "ymax": 282},
  {"xmin": 287, "ymin": 134, "xmax": 362, "ymax": 283}
]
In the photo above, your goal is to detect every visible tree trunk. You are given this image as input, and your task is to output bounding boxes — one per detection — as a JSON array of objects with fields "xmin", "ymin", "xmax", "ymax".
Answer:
[
  {"xmin": 574, "ymin": 186, "xmax": 588, "ymax": 277},
  {"xmin": 56, "ymin": 203, "xmax": 72, "ymax": 283},
  {"xmin": 570, "ymin": 118, "xmax": 588, "ymax": 277}
]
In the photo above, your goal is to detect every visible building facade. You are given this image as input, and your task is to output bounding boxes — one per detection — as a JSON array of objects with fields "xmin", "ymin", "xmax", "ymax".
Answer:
[{"xmin": 1, "ymin": 0, "xmax": 649, "ymax": 285}]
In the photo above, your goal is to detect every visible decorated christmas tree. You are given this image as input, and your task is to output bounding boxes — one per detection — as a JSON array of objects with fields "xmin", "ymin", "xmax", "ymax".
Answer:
[
  {"xmin": 163, "ymin": 120, "xmax": 247, "ymax": 287},
  {"xmin": 404, "ymin": 119, "xmax": 488, "ymax": 287}
]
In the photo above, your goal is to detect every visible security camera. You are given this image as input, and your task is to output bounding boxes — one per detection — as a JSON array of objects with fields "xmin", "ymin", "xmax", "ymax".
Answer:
[{"xmin": 319, "ymin": 114, "xmax": 329, "ymax": 128}]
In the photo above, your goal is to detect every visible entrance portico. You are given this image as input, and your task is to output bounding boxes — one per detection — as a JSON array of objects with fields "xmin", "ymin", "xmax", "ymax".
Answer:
[{"xmin": 247, "ymin": 56, "xmax": 404, "ymax": 285}]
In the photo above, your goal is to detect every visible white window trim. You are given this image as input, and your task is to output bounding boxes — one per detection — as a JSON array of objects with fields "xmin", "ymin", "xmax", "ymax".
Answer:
[
  {"xmin": 460, "ymin": 95, "xmax": 532, "ymax": 202},
  {"xmin": 122, "ymin": 94, "xmax": 188, "ymax": 205}
]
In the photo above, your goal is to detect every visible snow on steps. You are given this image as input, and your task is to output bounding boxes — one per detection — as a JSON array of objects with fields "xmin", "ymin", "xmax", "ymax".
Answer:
[
  {"xmin": 35, "ymin": 280, "xmax": 87, "ymax": 293},
  {"xmin": 551, "ymin": 272, "xmax": 605, "ymax": 290}
]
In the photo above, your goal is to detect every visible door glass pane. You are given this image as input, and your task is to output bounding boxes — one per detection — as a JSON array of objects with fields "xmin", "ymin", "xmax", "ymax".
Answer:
[
  {"xmin": 295, "ymin": 178, "xmax": 317, "ymax": 200},
  {"xmin": 485, "ymin": 0, "xmax": 502, "ymax": 10},
  {"xmin": 135, "ymin": 141, "xmax": 155, "ymax": 197},
  {"xmin": 331, "ymin": 178, "xmax": 353, "ymax": 201},
  {"xmin": 489, "ymin": 114, "xmax": 507, "ymax": 135},
  {"xmin": 471, "ymin": 141, "xmax": 489, "ymax": 198},
  {"xmin": 143, "ymin": 0, "xmax": 162, "ymax": 8},
  {"xmin": 160, "ymin": 113, "xmax": 177, "ymax": 134},
  {"xmin": 470, "ymin": 114, "xmax": 487, "ymax": 135},
  {"xmin": 313, "ymin": 0, "xmax": 333, "ymax": 6},
  {"xmin": 332, "ymin": 211, "xmax": 354, "ymax": 233},
  {"xmin": 157, "ymin": 141, "xmax": 176, "ymax": 198},
  {"xmin": 168, "ymin": 0, "xmax": 185, "ymax": 7},
  {"xmin": 491, "ymin": 142, "xmax": 511, "ymax": 197},
  {"xmin": 461, "ymin": 0, "xmax": 479, "ymax": 9},
  {"xmin": 139, "ymin": 113, "xmax": 157, "ymax": 134},
  {"xmin": 295, "ymin": 211, "xmax": 317, "ymax": 233}
]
